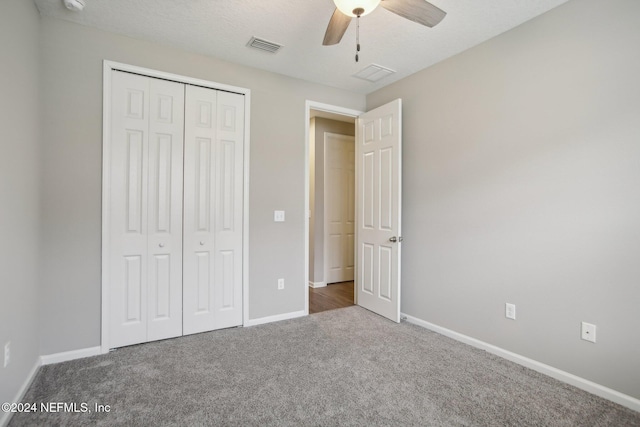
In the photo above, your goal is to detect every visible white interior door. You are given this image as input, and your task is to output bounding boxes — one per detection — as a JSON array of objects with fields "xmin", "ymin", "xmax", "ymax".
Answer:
[
  {"xmin": 324, "ymin": 132, "xmax": 355, "ymax": 284},
  {"xmin": 356, "ymin": 99, "xmax": 402, "ymax": 322},
  {"xmin": 183, "ymin": 86, "xmax": 244, "ymax": 335},
  {"xmin": 109, "ymin": 71, "xmax": 185, "ymax": 348}
]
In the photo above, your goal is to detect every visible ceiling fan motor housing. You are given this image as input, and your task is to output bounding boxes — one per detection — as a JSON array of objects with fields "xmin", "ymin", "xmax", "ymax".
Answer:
[
  {"xmin": 333, "ymin": 0, "xmax": 381, "ymax": 17},
  {"xmin": 63, "ymin": 0, "xmax": 86, "ymax": 12}
]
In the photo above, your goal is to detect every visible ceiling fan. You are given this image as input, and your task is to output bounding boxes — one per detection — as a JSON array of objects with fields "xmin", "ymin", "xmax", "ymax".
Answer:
[{"xmin": 323, "ymin": 0, "xmax": 446, "ymax": 61}]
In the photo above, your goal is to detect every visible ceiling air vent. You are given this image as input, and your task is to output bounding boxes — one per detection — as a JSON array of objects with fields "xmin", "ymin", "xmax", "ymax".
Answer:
[
  {"xmin": 353, "ymin": 64, "xmax": 396, "ymax": 83},
  {"xmin": 247, "ymin": 37, "xmax": 283, "ymax": 54}
]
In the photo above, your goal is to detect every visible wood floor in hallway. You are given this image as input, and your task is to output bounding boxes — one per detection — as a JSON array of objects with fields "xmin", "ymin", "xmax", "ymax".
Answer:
[{"xmin": 309, "ymin": 281, "xmax": 354, "ymax": 314}]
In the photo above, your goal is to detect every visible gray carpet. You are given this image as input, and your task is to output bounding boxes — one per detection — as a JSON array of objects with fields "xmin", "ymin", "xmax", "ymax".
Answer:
[{"xmin": 9, "ymin": 307, "xmax": 640, "ymax": 426}]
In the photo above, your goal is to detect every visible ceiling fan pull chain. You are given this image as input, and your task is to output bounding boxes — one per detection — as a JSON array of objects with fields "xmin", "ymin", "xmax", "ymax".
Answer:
[{"xmin": 355, "ymin": 14, "xmax": 361, "ymax": 62}]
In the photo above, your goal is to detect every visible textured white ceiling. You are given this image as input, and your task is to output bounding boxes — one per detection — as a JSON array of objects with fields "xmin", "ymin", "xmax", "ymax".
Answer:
[{"xmin": 34, "ymin": 0, "xmax": 569, "ymax": 94}]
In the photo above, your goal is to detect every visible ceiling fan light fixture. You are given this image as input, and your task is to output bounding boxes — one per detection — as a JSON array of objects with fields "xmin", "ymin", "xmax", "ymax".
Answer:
[
  {"xmin": 333, "ymin": 0, "xmax": 381, "ymax": 17},
  {"xmin": 63, "ymin": 0, "xmax": 86, "ymax": 12}
]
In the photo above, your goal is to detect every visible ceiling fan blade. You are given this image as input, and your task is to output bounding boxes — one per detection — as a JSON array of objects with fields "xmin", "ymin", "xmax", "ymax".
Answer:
[
  {"xmin": 381, "ymin": 0, "xmax": 446, "ymax": 27},
  {"xmin": 323, "ymin": 8, "xmax": 352, "ymax": 45}
]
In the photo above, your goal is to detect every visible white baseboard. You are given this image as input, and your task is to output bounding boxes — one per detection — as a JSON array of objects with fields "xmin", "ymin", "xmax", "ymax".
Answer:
[
  {"xmin": 401, "ymin": 313, "xmax": 640, "ymax": 413},
  {"xmin": 308, "ymin": 281, "xmax": 326, "ymax": 288},
  {"xmin": 244, "ymin": 310, "xmax": 306, "ymax": 327},
  {"xmin": 1, "ymin": 358, "xmax": 41, "ymax": 427},
  {"xmin": 40, "ymin": 346, "xmax": 102, "ymax": 366}
]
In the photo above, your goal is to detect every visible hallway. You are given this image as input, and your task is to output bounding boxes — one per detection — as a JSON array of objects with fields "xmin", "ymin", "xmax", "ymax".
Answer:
[{"xmin": 309, "ymin": 281, "xmax": 354, "ymax": 314}]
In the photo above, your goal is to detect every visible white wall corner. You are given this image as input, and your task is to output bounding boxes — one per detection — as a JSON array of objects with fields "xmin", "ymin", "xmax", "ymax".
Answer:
[
  {"xmin": 401, "ymin": 312, "xmax": 640, "ymax": 413},
  {"xmin": 0, "ymin": 358, "xmax": 41, "ymax": 427}
]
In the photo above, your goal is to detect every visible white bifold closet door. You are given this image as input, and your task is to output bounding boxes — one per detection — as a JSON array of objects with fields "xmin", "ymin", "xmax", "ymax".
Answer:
[
  {"xmin": 108, "ymin": 71, "xmax": 244, "ymax": 348},
  {"xmin": 109, "ymin": 71, "xmax": 185, "ymax": 348},
  {"xmin": 183, "ymin": 86, "xmax": 244, "ymax": 335}
]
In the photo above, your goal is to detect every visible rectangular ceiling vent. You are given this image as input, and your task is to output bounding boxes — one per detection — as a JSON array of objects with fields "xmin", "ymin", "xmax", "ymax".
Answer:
[
  {"xmin": 353, "ymin": 64, "xmax": 396, "ymax": 83},
  {"xmin": 247, "ymin": 37, "xmax": 283, "ymax": 54}
]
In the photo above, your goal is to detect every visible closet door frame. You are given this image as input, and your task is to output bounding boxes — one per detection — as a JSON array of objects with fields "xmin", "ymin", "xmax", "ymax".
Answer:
[{"xmin": 101, "ymin": 60, "xmax": 251, "ymax": 354}]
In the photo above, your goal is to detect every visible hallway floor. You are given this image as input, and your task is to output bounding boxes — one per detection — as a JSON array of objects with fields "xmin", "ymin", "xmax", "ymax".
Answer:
[{"xmin": 309, "ymin": 281, "xmax": 354, "ymax": 314}]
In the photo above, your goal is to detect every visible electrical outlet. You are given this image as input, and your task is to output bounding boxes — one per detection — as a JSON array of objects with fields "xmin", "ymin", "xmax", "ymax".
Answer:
[
  {"xmin": 505, "ymin": 303, "xmax": 516, "ymax": 320},
  {"xmin": 274, "ymin": 210, "xmax": 285, "ymax": 222},
  {"xmin": 278, "ymin": 278, "xmax": 284, "ymax": 290},
  {"xmin": 581, "ymin": 322, "xmax": 596, "ymax": 343},
  {"xmin": 4, "ymin": 341, "xmax": 10, "ymax": 368}
]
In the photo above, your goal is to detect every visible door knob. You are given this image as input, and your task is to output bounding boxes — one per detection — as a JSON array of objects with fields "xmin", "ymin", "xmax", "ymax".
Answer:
[
  {"xmin": 159, "ymin": 243, "xmax": 165, "ymax": 248},
  {"xmin": 200, "ymin": 241, "xmax": 205, "ymax": 246},
  {"xmin": 389, "ymin": 236, "xmax": 397, "ymax": 243}
]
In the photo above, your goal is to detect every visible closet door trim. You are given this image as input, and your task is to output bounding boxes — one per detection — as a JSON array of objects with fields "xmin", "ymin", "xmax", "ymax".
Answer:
[{"xmin": 101, "ymin": 60, "xmax": 251, "ymax": 353}]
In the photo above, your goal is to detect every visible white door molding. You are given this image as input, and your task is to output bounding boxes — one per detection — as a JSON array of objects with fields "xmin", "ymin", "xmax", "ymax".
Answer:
[{"xmin": 102, "ymin": 61, "xmax": 251, "ymax": 353}]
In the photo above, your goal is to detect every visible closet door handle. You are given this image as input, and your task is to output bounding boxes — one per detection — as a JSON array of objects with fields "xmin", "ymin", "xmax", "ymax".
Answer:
[
  {"xmin": 200, "ymin": 241, "xmax": 205, "ymax": 246},
  {"xmin": 159, "ymin": 243, "xmax": 165, "ymax": 248}
]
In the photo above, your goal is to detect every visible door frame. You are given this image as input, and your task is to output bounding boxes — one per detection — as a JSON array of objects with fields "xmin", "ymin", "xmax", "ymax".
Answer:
[
  {"xmin": 304, "ymin": 101, "xmax": 363, "ymax": 315},
  {"xmin": 101, "ymin": 60, "xmax": 251, "ymax": 353}
]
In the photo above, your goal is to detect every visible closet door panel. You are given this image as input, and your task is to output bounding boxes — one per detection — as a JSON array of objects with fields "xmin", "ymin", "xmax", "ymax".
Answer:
[
  {"xmin": 146, "ymin": 78, "xmax": 185, "ymax": 341},
  {"xmin": 109, "ymin": 72, "xmax": 151, "ymax": 348},
  {"xmin": 183, "ymin": 87, "xmax": 244, "ymax": 335},
  {"xmin": 109, "ymin": 72, "xmax": 185, "ymax": 348},
  {"xmin": 214, "ymin": 91, "xmax": 244, "ymax": 329},
  {"xmin": 183, "ymin": 85, "xmax": 218, "ymax": 335}
]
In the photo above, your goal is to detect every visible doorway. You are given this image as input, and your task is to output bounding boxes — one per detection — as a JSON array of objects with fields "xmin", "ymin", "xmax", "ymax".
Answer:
[
  {"xmin": 304, "ymin": 99, "xmax": 403, "ymax": 322},
  {"xmin": 306, "ymin": 103, "xmax": 360, "ymax": 314}
]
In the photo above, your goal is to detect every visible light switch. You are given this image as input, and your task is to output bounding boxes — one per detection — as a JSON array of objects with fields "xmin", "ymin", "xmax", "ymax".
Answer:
[{"xmin": 274, "ymin": 210, "xmax": 285, "ymax": 222}]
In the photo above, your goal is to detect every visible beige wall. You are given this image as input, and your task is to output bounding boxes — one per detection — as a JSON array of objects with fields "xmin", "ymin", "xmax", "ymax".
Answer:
[
  {"xmin": 367, "ymin": 0, "xmax": 640, "ymax": 399},
  {"xmin": 0, "ymin": 0, "xmax": 41, "ymax": 410},
  {"xmin": 37, "ymin": 17, "xmax": 365, "ymax": 354},
  {"xmin": 308, "ymin": 118, "xmax": 355, "ymax": 285}
]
